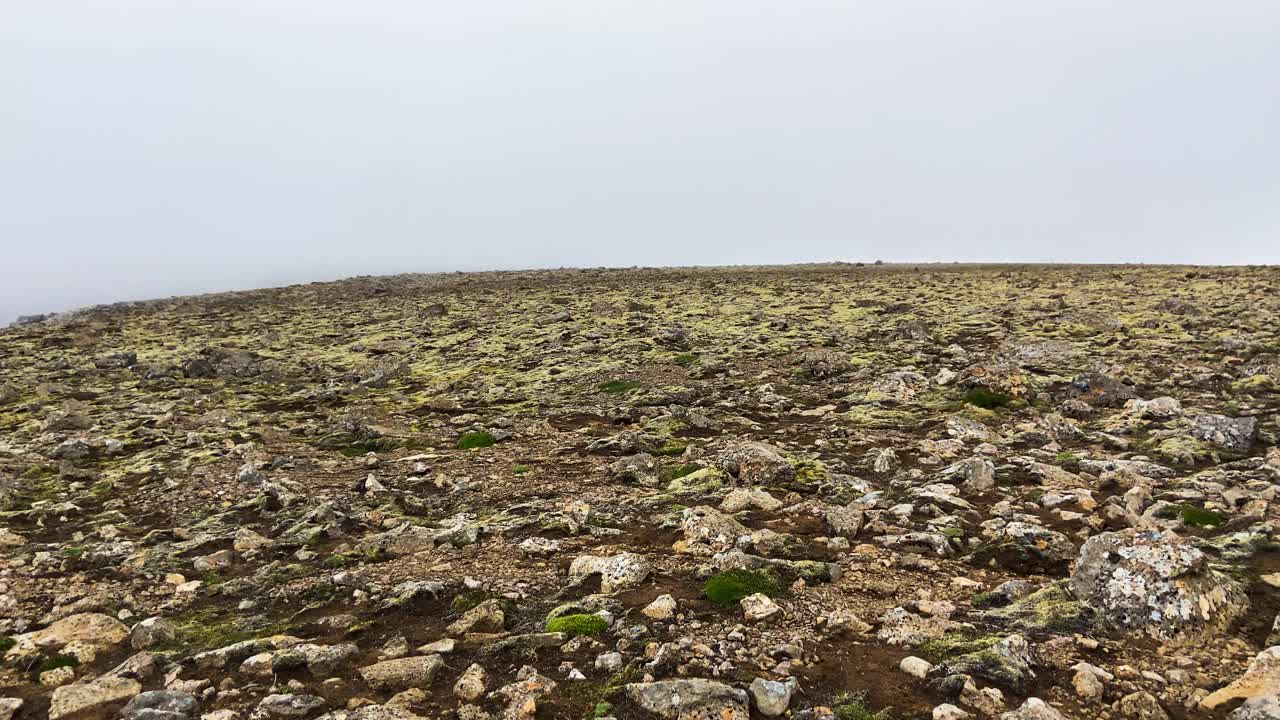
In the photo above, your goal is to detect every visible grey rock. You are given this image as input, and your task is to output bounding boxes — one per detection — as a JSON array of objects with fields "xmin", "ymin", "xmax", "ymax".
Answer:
[{"xmin": 624, "ymin": 679, "xmax": 749, "ymax": 720}]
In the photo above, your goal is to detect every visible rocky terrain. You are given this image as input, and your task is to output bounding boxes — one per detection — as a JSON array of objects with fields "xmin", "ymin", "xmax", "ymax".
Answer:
[{"xmin": 1, "ymin": 263, "xmax": 1278, "ymax": 720}]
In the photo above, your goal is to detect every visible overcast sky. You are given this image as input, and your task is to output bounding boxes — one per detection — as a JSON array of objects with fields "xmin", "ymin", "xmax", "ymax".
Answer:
[{"xmin": 2, "ymin": 1, "xmax": 1278, "ymax": 322}]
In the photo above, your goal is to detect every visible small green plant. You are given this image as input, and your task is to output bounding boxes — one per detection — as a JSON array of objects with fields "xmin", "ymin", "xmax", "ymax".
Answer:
[
  {"xmin": 660, "ymin": 463, "xmax": 701, "ymax": 482},
  {"xmin": 673, "ymin": 353, "xmax": 699, "ymax": 367},
  {"xmin": 0, "ymin": 635, "xmax": 14, "ymax": 652},
  {"xmin": 513, "ymin": 464, "xmax": 530, "ymax": 474},
  {"xmin": 964, "ymin": 388, "xmax": 1012, "ymax": 409},
  {"xmin": 36, "ymin": 654, "xmax": 80, "ymax": 674},
  {"xmin": 457, "ymin": 431, "xmax": 497, "ymax": 450},
  {"xmin": 546, "ymin": 613, "xmax": 608, "ymax": 637},
  {"xmin": 322, "ymin": 553, "xmax": 352, "ymax": 568},
  {"xmin": 1054, "ymin": 451, "xmax": 1078, "ymax": 465},
  {"xmin": 703, "ymin": 569, "xmax": 781, "ymax": 607},
  {"xmin": 591, "ymin": 701, "xmax": 614, "ymax": 718},
  {"xmin": 598, "ymin": 380, "xmax": 640, "ymax": 394},
  {"xmin": 450, "ymin": 590, "xmax": 492, "ymax": 615},
  {"xmin": 833, "ymin": 691, "xmax": 893, "ymax": 720},
  {"xmin": 971, "ymin": 591, "xmax": 999, "ymax": 608},
  {"xmin": 1178, "ymin": 505, "xmax": 1227, "ymax": 528}
]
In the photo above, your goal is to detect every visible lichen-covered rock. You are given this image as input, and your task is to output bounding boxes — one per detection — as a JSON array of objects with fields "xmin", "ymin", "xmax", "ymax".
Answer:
[
  {"xmin": 928, "ymin": 634, "xmax": 1036, "ymax": 693},
  {"xmin": 358, "ymin": 655, "xmax": 444, "ymax": 691},
  {"xmin": 1190, "ymin": 413, "xmax": 1258, "ymax": 452},
  {"xmin": 6, "ymin": 612, "xmax": 129, "ymax": 660},
  {"xmin": 974, "ymin": 522, "xmax": 1075, "ymax": 574},
  {"xmin": 568, "ymin": 552, "xmax": 651, "ymax": 592},
  {"xmin": 717, "ymin": 442, "xmax": 795, "ymax": 486},
  {"xmin": 678, "ymin": 506, "xmax": 749, "ymax": 554},
  {"xmin": 49, "ymin": 676, "xmax": 141, "ymax": 720},
  {"xmin": 624, "ymin": 678, "xmax": 749, "ymax": 720},
  {"xmin": 997, "ymin": 698, "xmax": 1067, "ymax": 720},
  {"xmin": 1068, "ymin": 529, "xmax": 1248, "ymax": 643}
]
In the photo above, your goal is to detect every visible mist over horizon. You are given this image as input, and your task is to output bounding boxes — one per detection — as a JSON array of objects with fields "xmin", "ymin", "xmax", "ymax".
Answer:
[{"xmin": 4, "ymin": 1, "xmax": 1279, "ymax": 324}]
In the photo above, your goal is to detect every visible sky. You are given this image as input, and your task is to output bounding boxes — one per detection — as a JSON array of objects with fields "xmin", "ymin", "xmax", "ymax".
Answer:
[{"xmin": 2, "ymin": 1, "xmax": 1278, "ymax": 322}]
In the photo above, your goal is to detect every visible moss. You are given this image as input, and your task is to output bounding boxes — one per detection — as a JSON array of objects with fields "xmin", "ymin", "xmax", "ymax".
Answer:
[
  {"xmin": 1054, "ymin": 451, "xmax": 1078, "ymax": 465},
  {"xmin": 833, "ymin": 691, "xmax": 894, "ymax": 720},
  {"xmin": 985, "ymin": 582, "xmax": 1092, "ymax": 633},
  {"xmin": 513, "ymin": 464, "xmax": 530, "ymax": 474},
  {"xmin": 964, "ymin": 388, "xmax": 1012, "ymax": 409},
  {"xmin": 659, "ymin": 463, "xmax": 702, "ymax": 482},
  {"xmin": 546, "ymin": 613, "xmax": 608, "ymax": 637},
  {"xmin": 652, "ymin": 441, "xmax": 688, "ymax": 457},
  {"xmin": 792, "ymin": 458, "xmax": 829, "ymax": 486},
  {"xmin": 592, "ymin": 701, "xmax": 614, "ymax": 718},
  {"xmin": 457, "ymin": 431, "xmax": 497, "ymax": 450},
  {"xmin": 450, "ymin": 590, "xmax": 493, "ymax": 615},
  {"xmin": 918, "ymin": 630, "xmax": 1000, "ymax": 659},
  {"xmin": 673, "ymin": 353, "xmax": 699, "ymax": 367},
  {"xmin": 704, "ymin": 569, "xmax": 781, "ymax": 607},
  {"xmin": 598, "ymin": 380, "xmax": 640, "ymax": 394},
  {"xmin": 0, "ymin": 635, "xmax": 14, "ymax": 652},
  {"xmin": 1231, "ymin": 375, "xmax": 1276, "ymax": 393},
  {"xmin": 36, "ymin": 654, "xmax": 80, "ymax": 674},
  {"xmin": 971, "ymin": 591, "xmax": 999, "ymax": 608},
  {"xmin": 1178, "ymin": 504, "xmax": 1227, "ymax": 528}
]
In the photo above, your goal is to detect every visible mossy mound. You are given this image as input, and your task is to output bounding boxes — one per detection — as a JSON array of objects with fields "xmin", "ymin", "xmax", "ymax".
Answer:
[
  {"xmin": 704, "ymin": 569, "xmax": 781, "ymax": 607},
  {"xmin": 546, "ymin": 613, "xmax": 608, "ymax": 637},
  {"xmin": 963, "ymin": 388, "xmax": 1013, "ymax": 409},
  {"xmin": 984, "ymin": 582, "xmax": 1094, "ymax": 634},
  {"xmin": 457, "ymin": 431, "xmax": 497, "ymax": 450}
]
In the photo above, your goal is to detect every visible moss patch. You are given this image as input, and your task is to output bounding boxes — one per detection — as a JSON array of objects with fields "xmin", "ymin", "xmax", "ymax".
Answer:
[
  {"xmin": 546, "ymin": 613, "xmax": 608, "ymax": 637},
  {"xmin": 704, "ymin": 569, "xmax": 781, "ymax": 607},
  {"xmin": 457, "ymin": 431, "xmax": 497, "ymax": 450},
  {"xmin": 598, "ymin": 380, "xmax": 640, "ymax": 394},
  {"xmin": 963, "ymin": 388, "xmax": 1012, "ymax": 409}
]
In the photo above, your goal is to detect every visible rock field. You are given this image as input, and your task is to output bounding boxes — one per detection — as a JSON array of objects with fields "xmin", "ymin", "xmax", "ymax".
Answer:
[{"xmin": 1, "ymin": 263, "xmax": 1279, "ymax": 720}]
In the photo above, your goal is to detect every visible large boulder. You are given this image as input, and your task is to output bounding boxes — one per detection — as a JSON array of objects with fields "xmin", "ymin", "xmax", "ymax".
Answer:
[
  {"xmin": 5, "ymin": 613, "xmax": 129, "ymax": 660},
  {"xmin": 568, "ymin": 552, "xmax": 652, "ymax": 593},
  {"xmin": 974, "ymin": 522, "xmax": 1075, "ymax": 574},
  {"xmin": 49, "ymin": 676, "xmax": 141, "ymax": 720},
  {"xmin": 624, "ymin": 679, "xmax": 749, "ymax": 720},
  {"xmin": 1068, "ymin": 529, "xmax": 1248, "ymax": 643},
  {"xmin": 1191, "ymin": 414, "xmax": 1258, "ymax": 452},
  {"xmin": 717, "ymin": 443, "xmax": 795, "ymax": 486}
]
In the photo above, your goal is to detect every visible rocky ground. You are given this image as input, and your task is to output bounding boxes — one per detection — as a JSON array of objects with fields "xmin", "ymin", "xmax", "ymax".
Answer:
[{"xmin": 1, "ymin": 263, "xmax": 1279, "ymax": 720}]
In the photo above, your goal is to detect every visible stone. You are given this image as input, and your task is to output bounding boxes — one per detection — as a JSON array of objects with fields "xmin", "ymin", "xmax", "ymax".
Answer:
[
  {"xmin": 717, "ymin": 443, "xmax": 796, "ymax": 486},
  {"xmin": 624, "ymin": 679, "xmax": 749, "ymax": 720},
  {"xmin": 1117, "ymin": 692, "xmax": 1169, "ymax": 720},
  {"xmin": 1069, "ymin": 529, "xmax": 1248, "ymax": 643},
  {"xmin": 5, "ymin": 613, "xmax": 129, "ymax": 660},
  {"xmin": 748, "ymin": 677, "xmax": 796, "ymax": 717},
  {"xmin": 256, "ymin": 695, "xmax": 325, "ymax": 718},
  {"xmin": 900, "ymin": 656, "xmax": 932, "ymax": 679},
  {"xmin": 454, "ymin": 663, "xmax": 488, "ymax": 703},
  {"xmin": 642, "ymin": 594, "xmax": 678, "ymax": 620},
  {"xmin": 1191, "ymin": 413, "xmax": 1258, "ymax": 452},
  {"xmin": 448, "ymin": 599, "xmax": 506, "ymax": 635},
  {"xmin": 720, "ymin": 488, "xmax": 782, "ymax": 513},
  {"xmin": 131, "ymin": 617, "xmax": 177, "ymax": 650},
  {"xmin": 997, "ymin": 698, "xmax": 1066, "ymax": 720},
  {"xmin": 49, "ymin": 676, "xmax": 142, "ymax": 720},
  {"xmin": 568, "ymin": 552, "xmax": 652, "ymax": 593},
  {"xmin": 740, "ymin": 593, "xmax": 780, "ymax": 622},
  {"xmin": 359, "ymin": 655, "xmax": 444, "ymax": 691},
  {"xmin": 1202, "ymin": 646, "xmax": 1280, "ymax": 710},
  {"xmin": 933, "ymin": 705, "xmax": 971, "ymax": 720},
  {"xmin": 120, "ymin": 691, "xmax": 199, "ymax": 720},
  {"xmin": 0, "ymin": 699, "xmax": 22, "ymax": 720}
]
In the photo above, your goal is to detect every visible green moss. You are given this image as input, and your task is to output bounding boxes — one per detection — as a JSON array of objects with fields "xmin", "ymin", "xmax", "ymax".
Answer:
[
  {"xmin": 450, "ymin": 590, "xmax": 493, "ymax": 615},
  {"xmin": 918, "ymin": 630, "xmax": 1000, "ymax": 659},
  {"xmin": 1232, "ymin": 375, "xmax": 1276, "ymax": 393},
  {"xmin": 457, "ymin": 431, "xmax": 497, "ymax": 450},
  {"xmin": 659, "ymin": 463, "xmax": 702, "ymax": 482},
  {"xmin": 971, "ymin": 591, "xmax": 998, "ymax": 608},
  {"xmin": 964, "ymin": 388, "xmax": 1012, "ymax": 409},
  {"xmin": 36, "ymin": 654, "xmax": 80, "ymax": 674},
  {"xmin": 792, "ymin": 458, "xmax": 829, "ymax": 486},
  {"xmin": 703, "ymin": 569, "xmax": 781, "ymax": 607},
  {"xmin": 1054, "ymin": 451, "xmax": 1078, "ymax": 465},
  {"xmin": 1178, "ymin": 504, "xmax": 1227, "ymax": 528},
  {"xmin": 652, "ymin": 441, "xmax": 688, "ymax": 457},
  {"xmin": 592, "ymin": 701, "xmax": 614, "ymax": 718},
  {"xmin": 598, "ymin": 380, "xmax": 640, "ymax": 394},
  {"xmin": 513, "ymin": 464, "xmax": 530, "ymax": 474},
  {"xmin": 673, "ymin": 353, "xmax": 699, "ymax": 367},
  {"xmin": 985, "ymin": 582, "xmax": 1092, "ymax": 633},
  {"xmin": 546, "ymin": 613, "xmax": 608, "ymax": 637},
  {"xmin": 833, "ymin": 691, "xmax": 894, "ymax": 720},
  {"xmin": 0, "ymin": 635, "xmax": 14, "ymax": 652}
]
